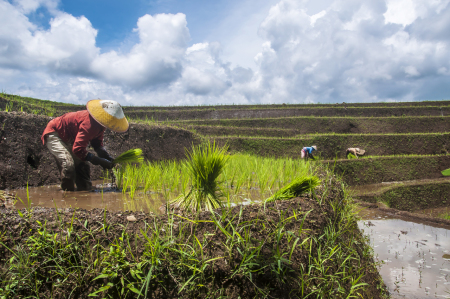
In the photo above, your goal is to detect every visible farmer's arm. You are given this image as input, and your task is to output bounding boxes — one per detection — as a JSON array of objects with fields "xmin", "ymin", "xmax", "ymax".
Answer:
[{"xmin": 91, "ymin": 131, "xmax": 113, "ymax": 162}]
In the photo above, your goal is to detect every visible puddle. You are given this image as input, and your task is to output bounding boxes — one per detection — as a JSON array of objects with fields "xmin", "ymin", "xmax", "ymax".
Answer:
[{"xmin": 358, "ymin": 216, "xmax": 450, "ymax": 298}]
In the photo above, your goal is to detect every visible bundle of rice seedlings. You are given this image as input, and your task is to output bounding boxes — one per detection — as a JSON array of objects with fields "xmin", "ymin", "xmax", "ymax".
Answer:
[
  {"xmin": 347, "ymin": 153, "xmax": 357, "ymax": 159},
  {"xmin": 113, "ymin": 148, "xmax": 144, "ymax": 165},
  {"xmin": 442, "ymin": 168, "xmax": 450, "ymax": 176},
  {"xmin": 265, "ymin": 175, "xmax": 320, "ymax": 202},
  {"xmin": 172, "ymin": 141, "xmax": 229, "ymax": 212}
]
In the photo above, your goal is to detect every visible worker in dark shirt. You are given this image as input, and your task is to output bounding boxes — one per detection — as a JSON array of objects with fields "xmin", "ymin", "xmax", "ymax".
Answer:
[{"xmin": 41, "ymin": 99, "xmax": 128, "ymax": 191}]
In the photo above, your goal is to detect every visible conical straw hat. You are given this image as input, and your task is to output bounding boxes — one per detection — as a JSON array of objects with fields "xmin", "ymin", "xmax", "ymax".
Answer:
[{"xmin": 86, "ymin": 99, "xmax": 128, "ymax": 133}]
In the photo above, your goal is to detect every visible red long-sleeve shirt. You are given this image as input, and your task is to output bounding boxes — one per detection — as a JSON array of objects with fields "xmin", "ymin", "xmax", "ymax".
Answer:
[{"xmin": 41, "ymin": 110, "xmax": 105, "ymax": 161}]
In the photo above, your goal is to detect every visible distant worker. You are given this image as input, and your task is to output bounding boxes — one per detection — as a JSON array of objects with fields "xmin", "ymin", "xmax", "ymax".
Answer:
[
  {"xmin": 346, "ymin": 148, "xmax": 365, "ymax": 158},
  {"xmin": 41, "ymin": 100, "xmax": 129, "ymax": 191},
  {"xmin": 301, "ymin": 145, "xmax": 317, "ymax": 160}
]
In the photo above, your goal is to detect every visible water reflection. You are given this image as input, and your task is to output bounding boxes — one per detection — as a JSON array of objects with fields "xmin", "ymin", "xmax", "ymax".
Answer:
[{"xmin": 358, "ymin": 218, "xmax": 450, "ymax": 298}]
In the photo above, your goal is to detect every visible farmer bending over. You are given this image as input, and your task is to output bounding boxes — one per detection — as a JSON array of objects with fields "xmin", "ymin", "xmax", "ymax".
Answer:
[
  {"xmin": 346, "ymin": 148, "xmax": 365, "ymax": 159},
  {"xmin": 41, "ymin": 100, "xmax": 129, "ymax": 191},
  {"xmin": 301, "ymin": 145, "xmax": 317, "ymax": 160}
]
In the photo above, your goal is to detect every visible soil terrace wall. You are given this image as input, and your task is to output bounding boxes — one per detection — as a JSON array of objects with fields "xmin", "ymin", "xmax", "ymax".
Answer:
[
  {"xmin": 218, "ymin": 134, "xmax": 450, "ymax": 159},
  {"xmin": 358, "ymin": 183, "xmax": 450, "ymax": 212},
  {"xmin": 126, "ymin": 106, "xmax": 450, "ymax": 120},
  {"xmin": 122, "ymin": 100, "xmax": 450, "ymax": 110},
  {"xmin": 0, "ymin": 112, "xmax": 198, "ymax": 189},
  {"xmin": 173, "ymin": 116, "xmax": 450, "ymax": 134},
  {"xmin": 328, "ymin": 155, "xmax": 450, "ymax": 185}
]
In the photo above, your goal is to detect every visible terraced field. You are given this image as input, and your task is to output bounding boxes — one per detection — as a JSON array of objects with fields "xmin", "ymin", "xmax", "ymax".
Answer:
[
  {"xmin": 2, "ymin": 93, "xmax": 450, "ymax": 210},
  {"xmin": 151, "ymin": 100, "xmax": 450, "ymax": 216},
  {"xmin": 2, "ymin": 93, "xmax": 450, "ymax": 297}
]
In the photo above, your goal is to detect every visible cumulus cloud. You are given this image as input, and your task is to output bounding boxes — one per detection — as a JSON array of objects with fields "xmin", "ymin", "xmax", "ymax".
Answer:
[
  {"xmin": 91, "ymin": 13, "xmax": 189, "ymax": 89},
  {"xmin": 253, "ymin": 0, "xmax": 450, "ymax": 103},
  {"xmin": 0, "ymin": 0, "xmax": 449, "ymax": 105}
]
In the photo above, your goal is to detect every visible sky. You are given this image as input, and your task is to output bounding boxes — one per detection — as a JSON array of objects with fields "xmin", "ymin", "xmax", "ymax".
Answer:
[{"xmin": 0, "ymin": 0, "xmax": 449, "ymax": 106}]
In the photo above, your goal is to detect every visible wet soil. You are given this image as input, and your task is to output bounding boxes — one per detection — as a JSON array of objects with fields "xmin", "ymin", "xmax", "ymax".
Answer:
[
  {"xmin": 330, "ymin": 155, "xmax": 450, "ymax": 186},
  {"xmin": 0, "ymin": 195, "xmax": 386, "ymax": 298},
  {"xmin": 173, "ymin": 116, "xmax": 450, "ymax": 135},
  {"xmin": 354, "ymin": 180, "xmax": 450, "ymax": 212},
  {"xmin": 126, "ymin": 106, "xmax": 450, "ymax": 121},
  {"xmin": 0, "ymin": 111, "xmax": 199, "ymax": 189},
  {"xmin": 218, "ymin": 133, "xmax": 450, "ymax": 159},
  {"xmin": 356, "ymin": 201, "xmax": 450, "ymax": 229}
]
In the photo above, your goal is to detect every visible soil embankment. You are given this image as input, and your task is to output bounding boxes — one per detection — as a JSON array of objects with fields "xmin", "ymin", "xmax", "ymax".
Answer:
[
  {"xmin": 172, "ymin": 116, "xmax": 450, "ymax": 135},
  {"xmin": 0, "ymin": 112, "xmax": 199, "ymax": 189},
  {"xmin": 123, "ymin": 100, "xmax": 449, "ymax": 111},
  {"xmin": 329, "ymin": 155, "xmax": 450, "ymax": 185},
  {"xmin": 126, "ymin": 106, "xmax": 450, "ymax": 120},
  {"xmin": 218, "ymin": 134, "xmax": 450, "ymax": 159},
  {"xmin": 0, "ymin": 177, "xmax": 386, "ymax": 298},
  {"xmin": 357, "ymin": 181, "xmax": 450, "ymax": 212}
]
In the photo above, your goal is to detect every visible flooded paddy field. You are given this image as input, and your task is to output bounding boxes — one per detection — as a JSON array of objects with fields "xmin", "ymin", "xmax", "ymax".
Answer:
[
  {"xmin": 8, "ymin": 179, "xmax": 450, "ymax": 298},
  {"xmin": 358, "ymin": 208, "xmax": 450, "ymax": 298}
]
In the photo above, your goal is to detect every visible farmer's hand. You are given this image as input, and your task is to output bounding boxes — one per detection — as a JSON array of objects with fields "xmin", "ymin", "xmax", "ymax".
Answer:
[
  {"xmin": 90, "ymin": 155, "xmax": 114, "ymax": 169},
  {"xmin": 95, "ymin": 147, "xmax": 114, "ymax": 162}
]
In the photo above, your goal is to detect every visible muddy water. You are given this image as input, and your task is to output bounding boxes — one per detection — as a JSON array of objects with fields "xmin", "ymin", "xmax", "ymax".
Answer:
[
  {"xmin": 9, "ymin": 181, "xmax": 165, "ymax": 213},
  {"xmin": 8, "ymin": 183, "xmax": 261, "ymax": 213},
  {"xmin": 359, "ymin": 210, "xmax": 450, "ymax": 298}
]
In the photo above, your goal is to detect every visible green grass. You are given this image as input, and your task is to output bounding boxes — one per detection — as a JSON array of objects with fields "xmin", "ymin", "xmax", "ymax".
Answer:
[
  {"xmin": 0, "ymin": 165, "xmax": 387, "ymax": 298},
  {"xmin": 112, "ymin": 153, "xmax": 316, "ymax": 211}
]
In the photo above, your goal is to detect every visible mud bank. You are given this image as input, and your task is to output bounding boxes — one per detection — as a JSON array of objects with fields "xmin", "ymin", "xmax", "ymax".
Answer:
[
  {"xmin": 127, "ymin": 106, "xmax": 450, "ymax": 121},
  {"xmin": 357, "ymin": 200, "xmax": 450, "ymax": 229},
  {"xmin": 357, "ymin": 182, "xmax": 450, "ymax": 212},
  {"xmin": 0, "ymin": 112, "xmax": 199, "ymax": 189},
  {"xmin": 173, "ymin": 115, "xmax": 450, "ymax": 135},
  {"xmin": 330, "ymin": 155, "xmax": 450, "ymax": 185},
  {"xmin": 0, "ymin": 176, "xmax": 387, "ymax": 298},
  {"xmin": 218, "ymin": 133, "xmax": 450, "ymax": 159}
]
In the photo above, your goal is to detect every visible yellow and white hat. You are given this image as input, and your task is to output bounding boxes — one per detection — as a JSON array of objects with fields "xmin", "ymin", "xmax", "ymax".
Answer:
[{"xmin": 86, "ymin": 99, "xmax": 129, "ymax": 133}]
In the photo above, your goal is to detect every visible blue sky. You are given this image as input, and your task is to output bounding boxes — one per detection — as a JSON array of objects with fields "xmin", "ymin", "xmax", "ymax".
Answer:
[{"xmin": 0, "ymin": 0, "xmax": 449, "ymax": 105}]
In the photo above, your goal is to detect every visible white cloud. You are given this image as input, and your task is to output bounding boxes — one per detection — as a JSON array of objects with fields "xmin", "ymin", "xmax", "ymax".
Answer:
[
  {"xmin": 90, "ymin": 13, "xmax": 189, "ymax": 89},
  {"xmin": 0, "ymin": 0, "xmax": 449, "ymax": 105}
]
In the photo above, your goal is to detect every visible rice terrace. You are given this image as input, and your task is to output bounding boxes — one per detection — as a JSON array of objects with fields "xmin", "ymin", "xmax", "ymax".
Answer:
[{"xmin": 2, "ymin": 93, "xmax": 450, "ymax": 298}]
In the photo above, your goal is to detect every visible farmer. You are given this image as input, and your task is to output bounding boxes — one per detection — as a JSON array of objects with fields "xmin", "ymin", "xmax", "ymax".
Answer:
[
  {"xmin": 41, "ymin": 99, "xmax": 129, "ymax": 191},
  {"xmin": 346, "ymin": 148, "xmax": 365, "ymax": 158},
  {"xmin": 301, "ymin": 145, "xmax": 317, "ymax": 160}
]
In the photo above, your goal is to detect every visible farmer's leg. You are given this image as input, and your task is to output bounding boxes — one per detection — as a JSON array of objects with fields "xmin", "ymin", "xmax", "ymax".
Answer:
[
  {"xmin": 45, "ymin": 133, "xmax": 76, "ymax": 191},
  {"xmin": 74, "ymin": 158, "xmax": 92, "ymax": 191}
]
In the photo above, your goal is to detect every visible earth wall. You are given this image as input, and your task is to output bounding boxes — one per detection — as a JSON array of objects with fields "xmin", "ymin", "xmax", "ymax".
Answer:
[
  {"xmin": 0, "ymin": 112, "xmax": 198, "ymax": 189},
  {"xmin": 218, "ymin": 134, "xmax": 450, "ymax": 159},
  {"xmin": 329, "ymin": 155, "xmax": 450, "ymax": 185}
]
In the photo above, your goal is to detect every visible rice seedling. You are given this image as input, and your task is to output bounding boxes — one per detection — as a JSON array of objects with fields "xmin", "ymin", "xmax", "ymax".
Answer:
[
  {"xmin": 265, "ymin": 176, "xmax": 320, "ymax": 202},
  {"xmin": 171, "ymin": 141, "xmax": 229, "ymax": 212},
  {"xmin": 113, "ymin": 148, "xmax": 144, "ymax": 165}
]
